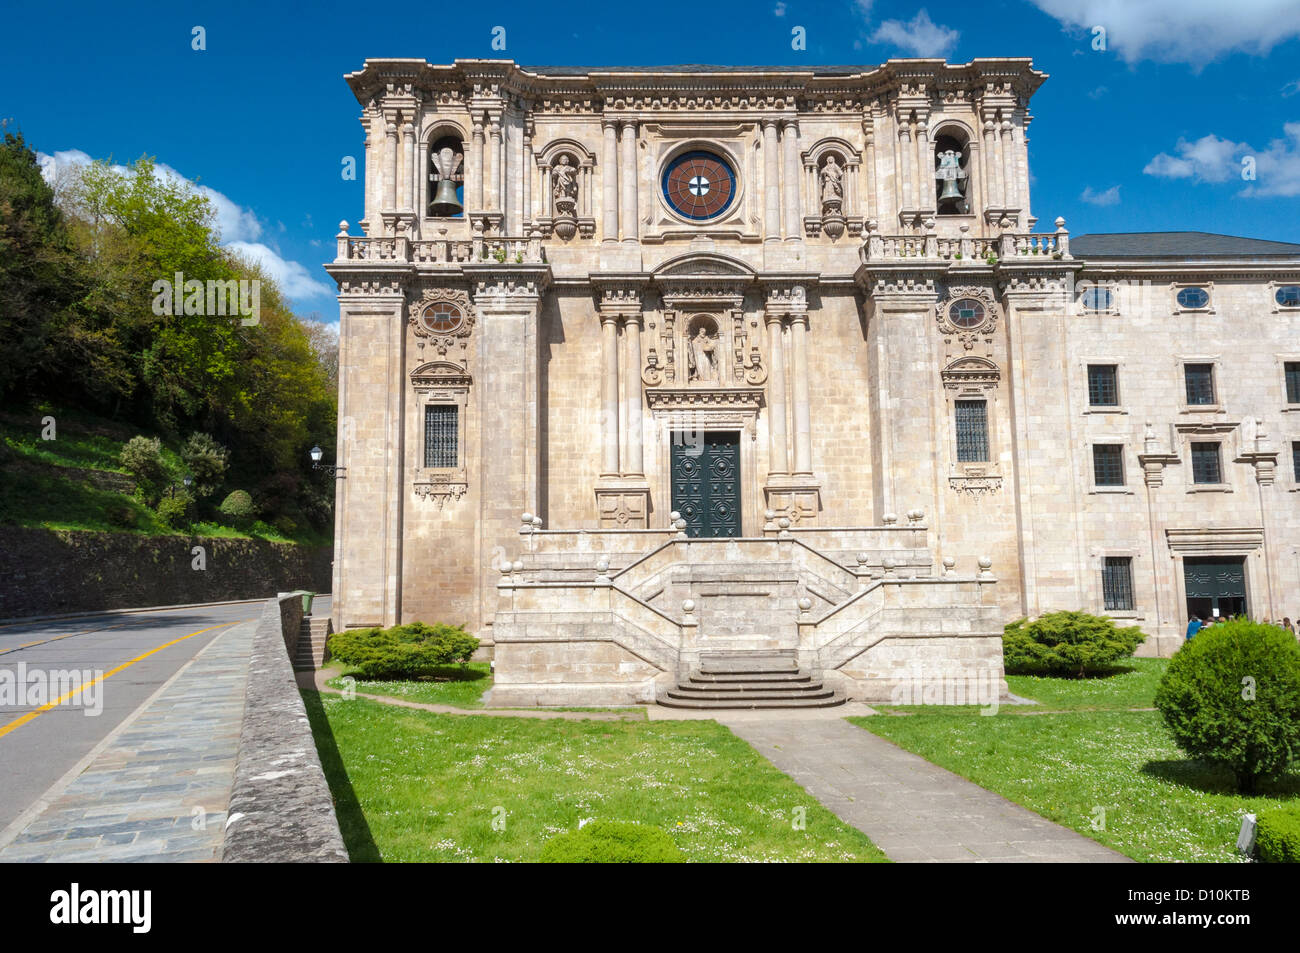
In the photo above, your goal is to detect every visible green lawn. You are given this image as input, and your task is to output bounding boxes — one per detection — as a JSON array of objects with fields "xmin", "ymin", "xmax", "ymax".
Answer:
[
  {"xmin": 852, "ymin": 657, "xmax": 1300, "ymax": 862},
  {"xmin": 325, "ymin": 662, "xmax": 494, "ymax": 709},
  {"xmin": 302, "ymin": 690, "xmax": 888, "ymax": 863}
]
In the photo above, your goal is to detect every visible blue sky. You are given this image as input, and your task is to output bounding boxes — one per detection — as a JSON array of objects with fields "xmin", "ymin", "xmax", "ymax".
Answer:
[{"xmin": 4, "ymin": 0, "xmax": 1300, "ymax": 322}]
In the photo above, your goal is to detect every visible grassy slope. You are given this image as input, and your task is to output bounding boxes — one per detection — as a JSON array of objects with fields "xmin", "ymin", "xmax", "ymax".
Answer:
[
  {"xmin": 853, "ymin": 658, "xmax": 1300, "ymax": 862},
  {"xmin": 303, "ymin": 691, "xmax": 888, "ymax": 863},
  {"xmin": 325, "ymin": 662, "xmax": 494, "ymax": 709}
]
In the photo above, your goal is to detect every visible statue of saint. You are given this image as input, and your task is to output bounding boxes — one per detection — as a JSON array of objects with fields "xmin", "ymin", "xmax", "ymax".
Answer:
[
  {"xmin": 819, "ymin": 154, "xmax": 844, "ymax": 209},
  {"xmin": 552, "ymin": 155, "xmax": 579, "ymax": 217},
  {"xmin": 687, "ymin": 327, "xmax": 717, "ymax": 383}
]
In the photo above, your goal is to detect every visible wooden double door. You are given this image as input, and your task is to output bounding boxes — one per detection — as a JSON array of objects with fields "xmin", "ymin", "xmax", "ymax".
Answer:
[{"xmin": 670, "ymin": 431, "xmax": 741, "ymax": 538}]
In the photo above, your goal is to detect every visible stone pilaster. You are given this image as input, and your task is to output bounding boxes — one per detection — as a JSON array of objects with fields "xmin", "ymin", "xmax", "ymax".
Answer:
[
  {"xmin": 762, "ymin": 277, "xmax": 820, "ymax": 523},
  {"xmin": 592, "ymin": 277, "xmax": 651, "ymax": 527}
]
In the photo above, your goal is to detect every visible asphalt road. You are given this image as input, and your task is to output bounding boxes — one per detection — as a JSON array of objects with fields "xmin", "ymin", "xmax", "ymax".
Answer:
[{"xmin": 0, "ymin": 602, "xmax": 260, "ymax": 832}]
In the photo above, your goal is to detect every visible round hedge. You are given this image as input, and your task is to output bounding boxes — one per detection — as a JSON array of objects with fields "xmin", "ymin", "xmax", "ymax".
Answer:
[
  {"xmin": 538, "ymin": 821, "xmax": 685, "ymax": 864},
  {"xmin": 1002, "ymin": 610, "xmax": 1145, "ymax": 677},
  {"xmin": 1154, "ymin": 620, "xmax": 1300, "ymax": 792},
  {"xmin": 326, "ymin": 621, "xmax": 478, "ymax": 679}
]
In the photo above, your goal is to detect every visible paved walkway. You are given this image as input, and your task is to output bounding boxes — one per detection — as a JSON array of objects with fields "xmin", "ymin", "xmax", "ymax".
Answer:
[
  {"xmin": 724, "ymin": 717, "xmax": 1130, "ymax": 863},
  {"xmin": 0, "ymin": 621, "xmax": 254, "ymax": 863}
]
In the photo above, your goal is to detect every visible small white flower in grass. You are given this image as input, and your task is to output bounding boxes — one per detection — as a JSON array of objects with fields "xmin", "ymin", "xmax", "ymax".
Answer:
[{"xmin": 577, "ymin": 817, "xmax": 594, "ymax": 829}]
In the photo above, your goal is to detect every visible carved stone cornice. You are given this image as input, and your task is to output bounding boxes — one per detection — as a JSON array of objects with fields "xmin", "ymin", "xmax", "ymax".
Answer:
[
  {"xmin": 761, "ymin": 275, "xmax": 816, "ymax": 315},
  {"xmin": 591, "ymin": 274, "xmax": 649, "ymax": 315},
  {"xmin": 644, "ymin": 387, "xmax": 765, "ymax": 411},
  {"xmin": 463, "ymin": 263, "xmax": 552, "ymax": 304}
]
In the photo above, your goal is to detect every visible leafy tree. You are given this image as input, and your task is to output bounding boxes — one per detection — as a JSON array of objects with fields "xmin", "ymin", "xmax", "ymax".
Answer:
[
  {"xmin": 119, "ymin": 435, "xmax": 167, "ymax": 505},
  {"xmin": 1002, "ymin": 611, "xmax": 1145, "ymax": 677},
  {"xmin": 1154, "ymin": 621, "xmax": 1300, "ymax": 793},
  {"xmin": 180, "ymin": 432, "xmax": 229, "ymax": 498}
]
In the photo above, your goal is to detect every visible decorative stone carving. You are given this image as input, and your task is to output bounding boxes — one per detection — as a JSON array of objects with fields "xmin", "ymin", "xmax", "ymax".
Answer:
[
  {"xmin": 408, "ymin": 286, "xmax": 475, "ymax": 361},
  {"xmin": 936, "ymin": 285, "xmax": 999, "ymax": 355},
  {"xmin": 687, "ymin": 323, "xmax": 719, "ymax": 383},
  {"xmin": 551, "ymin": 154, "xmax": 579, "ymax": 240},
  {"xmin": 948, "ymin": 475, "xmax": 1003, "ymax": 495}
]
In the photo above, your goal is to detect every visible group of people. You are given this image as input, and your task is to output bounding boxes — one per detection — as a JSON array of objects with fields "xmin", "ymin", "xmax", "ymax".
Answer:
[{"xmin": 1185, "ymin": 614, "xmax": 1298, "ymax": 639}]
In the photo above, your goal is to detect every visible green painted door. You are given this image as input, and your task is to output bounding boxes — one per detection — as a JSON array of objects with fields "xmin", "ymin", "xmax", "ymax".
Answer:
[
  {"xmin": 671, "ymin": 431, "xmax": 741, "ymax": 538},
  {"xmin": 1183, "ymin": 557, "xmax": 1247, "ymax": 620}
]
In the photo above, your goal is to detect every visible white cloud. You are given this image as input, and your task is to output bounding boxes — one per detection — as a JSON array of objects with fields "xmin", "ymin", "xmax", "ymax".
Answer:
[
  {"xmin": 1144, "ymin": 124, "xmax": 1300, "ymax": 197},
  {"xmin": 773, "ymin": 1, "xmax": 786, "ymax": 16},
  {"xmin": 868, "ymin": 9, "xmax": 959, "ymax": 57},
  {"xmin": 1028, "ymin": 0, "xmax": 1300, "ymax": 65},
  {"xmin": 1080, "ymin": 185, "xmax": 1121, "ymax": 205},
  {"xmin": 37, "ymin": 147, "xmax": 331, "ymax": 300},
  {"xmin": 1283, "ymin": 79, "xmax": 1300, "ymax": 97},
  {"xmin": 226, "ymin": 241, "xmax": 334, "ymax": 300}
]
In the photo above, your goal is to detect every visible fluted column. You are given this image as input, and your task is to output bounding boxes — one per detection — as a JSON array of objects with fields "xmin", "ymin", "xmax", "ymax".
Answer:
[
  {"xmin": 522, "ymin": 125, "xmax": 532, "ymax": 228},
  {"xmin": 624, "ymin": 314, "xmax": 644, "ymax": 476},
  {"xmin": 790, "ymin": 314, "xmax": 812, "ymax": 475},
  {"xmin": 488, "ymin": 121, "xmax": 502, "ymax": 213},
  {"xmin": 916, "ymin": 122, "xmax": 932, "ymax": 209},
  {"xmin": 600, "ymin": 315, "xmax": 620, "ymax": 476},
  {"xmin": 619, "ymin": 121, "xmax": 638, "ymax": 244},
  {"xmin": 781, "ymin": 119, "xmax": 801, "ymax": 238},
  {"xmin": 384, "ymin": 121, "xmax": 398, "ymax": 210},
  {"xmin": 471, "ymin": 118, "xmax": 485, "ymax": 209},
  {"xmin": 762, "ymin": 119, "xmax": 781, "ymax": 241},
  {"xmin": 1003, "ymin": 120, "xmax": 1018, "ymax": 213},
  {"xmin": 601, "ymin": 120, "xmax": 618, "ymax": 242},
  {"xmin": 898, "ymin": 124, "xmax": 912, "ymax": 212},
  {"xmin": 765, "ymin": 313, "xmax": 789, "ymax": 475},
  {"xmin": 400, "ymin": 123, "xmax": 415, "ymax": 211}
]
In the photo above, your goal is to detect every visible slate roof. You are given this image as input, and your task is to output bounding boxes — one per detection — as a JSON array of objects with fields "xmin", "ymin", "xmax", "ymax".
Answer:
[
  {"xmin": 524, "ymin": 64, "xmax": 881, "ymax": 76},
  {"xmin": 1071, "ymin": 231, "xmax": 1300, "ymax": 259}
]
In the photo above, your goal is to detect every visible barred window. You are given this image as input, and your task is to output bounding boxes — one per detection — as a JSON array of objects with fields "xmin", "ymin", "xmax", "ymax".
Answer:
[
  {"xmin": 955, "ymin": 400, "xmax": 989, "ymax": 462},
  {"xmin": 1184, "ymin": 363, "xmax": 1216, "ymax": 405},
  {"xmin": 1191, "ymin": 441, "xmax": 1222, "ymax": 484},
  {"xmin": 1286, "ymin": 362, "xmax": 1300, "ymax": 404},
  {"xmin": 1093, "ymin": 444, "xmax": 1125, "ymax": 486},
  {"xmin": 1293, "ymin": 441, "xmax": 1300, "ymax": 482},
  {"xmin": 424, "ymin": 405, "xmax": 458, "ymax": 468},
  {"xmin": 1102, "ymin": 557, "xmax": 1134, "ymax": 611},
  {"xmin": 1087, "ymin": 364, "xmax": 1118, "ymax": 406}
]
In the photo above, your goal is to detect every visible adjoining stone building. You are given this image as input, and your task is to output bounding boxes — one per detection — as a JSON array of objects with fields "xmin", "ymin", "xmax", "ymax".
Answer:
[{"xmin": 325, "ymin": 58, "xmax": 1300, "ymax": 706}]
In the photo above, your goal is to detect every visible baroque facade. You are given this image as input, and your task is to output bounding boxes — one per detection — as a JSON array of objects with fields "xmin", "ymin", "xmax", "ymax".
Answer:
[{"xmin": 325, "ymin": 58, "xmax": 1300, "ymax": 706}]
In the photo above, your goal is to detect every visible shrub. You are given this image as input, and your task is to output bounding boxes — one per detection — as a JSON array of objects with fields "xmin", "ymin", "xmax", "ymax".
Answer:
[
  {"xmin": 218, "ymin": 489, "xmax": 256, "ymax": 524},
  {"xmin": 1256, "ymin": 807, "xmax": 1300, "ymax": 863},
  {"xmin": 326, "ymin": 621, "xmax": 479, "ymax": 679},
  {"xmin": 1154, "ymin": 620, "xmax": 1300, "ymax": 793},
  {"xmin": 119, "ymin": 435, "xmax": 166, "ymax": 504},
  {"xmin": 1002, "ymin": 611, "xmax": 1145, "ymax": 677},
  {"xmin": 538, "ymin": 821, "xmax": 685, "ymax": 863},
  {"xmin": 271, "ymin": 515, "xmax": 298, "ymax": 537},
  {"xmin": 106, "ymin": 504, "xmax": 138, "ymax": 528},
  {"xmin": 154, "ymin": 490, "xmax": 193, "ymax": 529},
  {"xmin": 181, "ymin": 432, "xmax": 229, "ymax": 498}
]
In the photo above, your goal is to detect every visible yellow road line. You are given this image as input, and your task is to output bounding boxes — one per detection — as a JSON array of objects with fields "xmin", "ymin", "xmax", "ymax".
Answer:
[
  {"xmin": 0, "ymin": 617, "xmax": 161, "ymax": 657},
  {"xmin": 0, "ymin": 621, "xmax": 242, "ymax": 740}
]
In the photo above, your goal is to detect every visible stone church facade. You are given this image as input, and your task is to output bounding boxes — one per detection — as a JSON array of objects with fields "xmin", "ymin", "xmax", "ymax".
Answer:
[{"xmin": 325, "ymin": 58, "xmax": 1300, "ymax": 705}]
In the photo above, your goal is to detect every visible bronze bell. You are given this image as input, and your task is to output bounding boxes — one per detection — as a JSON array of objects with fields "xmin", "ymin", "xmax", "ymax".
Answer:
[
  {"xmin": 430, "ymin": 177, "xmax": 463, "ymax": 217},
  {"xmin": 938, "ymin": 176, "xmax": 963, "ymax": 202}
]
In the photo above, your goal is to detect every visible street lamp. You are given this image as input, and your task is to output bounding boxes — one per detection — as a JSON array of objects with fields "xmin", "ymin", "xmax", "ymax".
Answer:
[
  {"xmin": 309, "ymin": 445, "xmax": 345, "ymax": 476},
  {"xmin": 168, "ymin": 474, "xmax": 194, "ymax": 498}
]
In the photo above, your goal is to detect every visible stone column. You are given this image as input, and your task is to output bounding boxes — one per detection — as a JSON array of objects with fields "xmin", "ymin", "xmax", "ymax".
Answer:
[
  {"xmin": 790, "ymin": 313, "xmax": 812, "ymax": 475},
  {"xmin": 400, "ymin": 123, "xmax": 415, "ymax": 211},
  {"xmin": 384, "ymin": 121, "xmax": 398, "ymax": 210},
  {"xmin": 766, "ymin": 312, "xmax": 789, "ymax": 475},
  {"xmin": 619, "ymin": 121, "xmax": 638, "ymax": 244},
  {"xmin": 488, "ymin": 121, "xmax": 502, "ymax": 213},
  {"xmin": 897, "ymin": 124, "xmax": 912, "ymax": 212},
  {"xmin": 624, "ymin": 313, "xmax": 644, "ymax": 476},
  {"xmin": 1003, "ymin": 120, "xmax": 1018, "ymax": 214},
  {"xmin": 762, "ymin": 119, "xmax": 781, "ymax": 241},
  {"xmin": 602, "ymin": 120, "xmax": 619, "ymax": 242},
  {"xmin": 471, "ymin": 118, "xmax": 485, "ymax": 210},
  {"xmin": 522, "ymin": 124, "xmax": 532, "ymax": 228},
  {"xmin": 915, "ymin": 121, "xmax": 932, "ymax": 209},
  {"xmin": 600, "ymin": 314, "xmax": 620, "ymax": 476},
  {"xmin": 781, "ymin": 119, "xmax": 801, "ymax": 239}
]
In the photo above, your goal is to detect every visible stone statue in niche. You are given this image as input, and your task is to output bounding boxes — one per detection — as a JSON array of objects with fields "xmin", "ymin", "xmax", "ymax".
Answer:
[
  {"xmin": 551, "ymin": 154, "xmax": 579, "ymax": 240},
  {"xmin": 687, "ymin": 326, "xmax": 718, "ymax": 383},
  {"xmin": 819, "ymin": 154, "xmax": 844, "ymax": 214}
]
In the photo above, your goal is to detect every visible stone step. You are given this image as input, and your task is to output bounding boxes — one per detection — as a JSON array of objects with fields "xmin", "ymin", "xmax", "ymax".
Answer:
[
  {"xmin": 698, "ymin": 662, "xmax": 800, "ymax": 675},
  {"xmin": 680, "ymin": 679, "xmax": 823, "ymax": 694},
  {"xmin": 690, "ymin": 671, "xmax": 813, "ymax": 684},
  {"xmin": 666, "ymin": 685, "xmax": 835, "ymax": 701},
  {"xmin": 657, "ymin": 691, "xmax": 846, "ymax": 710}
]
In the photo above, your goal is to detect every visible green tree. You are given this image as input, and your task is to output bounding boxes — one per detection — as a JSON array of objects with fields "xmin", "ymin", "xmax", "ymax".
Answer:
[
  {"xmin": 119, "ymin": 435, "xmax": 167, "ymax": 506},
  {"xmin": 181, "ymin": 432, "xmax": 229, "ymax": 498}
]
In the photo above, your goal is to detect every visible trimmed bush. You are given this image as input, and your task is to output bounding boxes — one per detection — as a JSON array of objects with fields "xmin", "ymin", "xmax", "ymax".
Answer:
[
  {"xmin": 119, "ymin": 435, "xmax": 166, "ymax": 505},
  {"xmin": 180, "ymin": 432, "xmax": 229, "ymax": 498},
  {"xmin": 538, "ymin": 821, "xmax": 685, "ymax": 863},
  {"xmin": 326, "ymin": 621, "xmax": 478, "ymax": 679},
  {"xmin": 218, "ymin": 489, "xmax": 256, "ymax": 524},
  {"xmin": 1002, "ymin": 611, "xmax": 1145, "ymax": 677},
  {"xmin": 1154, "ymin": 620, "xmax": 1300, "ymax": 793},
  {"xmin": 154, "ymin": 490, "xmax": 193, "ymax": 529},
  {"xmin": 1256, "ymin": 807, "xmax": 1300, "ymax": 863}
]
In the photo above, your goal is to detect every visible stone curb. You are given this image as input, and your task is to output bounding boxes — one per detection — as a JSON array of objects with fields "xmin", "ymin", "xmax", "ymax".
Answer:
[{"xmin": 221, "ymin": 594, "xmax": 348, "ymax": 863}]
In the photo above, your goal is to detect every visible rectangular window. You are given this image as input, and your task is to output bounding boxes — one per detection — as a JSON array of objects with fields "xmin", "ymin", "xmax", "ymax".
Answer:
[
  {"xmin": 1293, "ymin": 441, "xmax": 1300, "ymax": 481},
  {"xmin": 1087, "ymin": 364, "xmax": 1119, "ymax": 406},
  {"xmin": 1286, "ymin": 362, "xmax": 1300, "ymax": 404},
  {"xmin": 1191, "ymin": 441, "xmax": 1222, "ymax": 484},
  {"xmin": 1184, "ymin": 363, "xmax": 1216, "ymax": 405},
  {"xmin": 1102, "ymin": 557, "xmax": 1134, "ymax": 612},
  {"xmin": 424, "ymin": 405, "xmax": 458, "ymax": 469},
  {"xmin": 954, "ymin": 400, "xmax": 989, "ymax": 462},
  {"xmin": 1092, "ymin": 444, "xmax": 1125, "ymax": 486}
]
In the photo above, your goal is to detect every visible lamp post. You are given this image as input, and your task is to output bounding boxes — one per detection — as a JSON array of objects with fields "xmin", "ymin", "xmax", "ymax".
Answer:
[
  {"xmin": 310, "ymin": 445, "xmax": 345, "ymax": 476},
  {"xmin": 168, "ymin": 474, "xmax": 194, "ymax": 499}
]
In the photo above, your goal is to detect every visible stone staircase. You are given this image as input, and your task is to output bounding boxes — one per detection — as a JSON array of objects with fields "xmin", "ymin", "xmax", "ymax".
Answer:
[
  {"xmin": 658, "ymin": 652, "xmax": 846, "ymax": 710},
  {"xmin": 292, "ymin": 615, "xmax": 333, "ymax": 672}
]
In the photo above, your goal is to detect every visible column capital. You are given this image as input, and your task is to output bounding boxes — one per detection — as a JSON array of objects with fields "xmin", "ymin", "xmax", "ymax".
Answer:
[
  {"xmin": 761, "ymin": 275, "xmax": 816, "ymax": 314},
  {"xmin": 592, "ymin": 275, "xmax": 649, "ymax": 316}
]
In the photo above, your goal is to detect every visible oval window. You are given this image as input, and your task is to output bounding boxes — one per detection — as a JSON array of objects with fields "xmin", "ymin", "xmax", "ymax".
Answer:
[
  {"xmin": 662, "ymin": 151, "xmax": 737, "ymax": 221},
  {"xmin": 948, "ymin": 298, "xmax": 985, "ymax": 328},
  {"xmin": 1080, "ymin": 286, "xmax": 1113, "ymax": 312},
  {"xmin": 1176, "ymin": 286, "xmax": 1210, "ymax": 309},
  {"xmin": 1276, "ymin": 285, "xmax": 1300, "ymax": 307},
  {"xmin": 422, "ymin": 303, "xmax": 463, "ymax": 334}
]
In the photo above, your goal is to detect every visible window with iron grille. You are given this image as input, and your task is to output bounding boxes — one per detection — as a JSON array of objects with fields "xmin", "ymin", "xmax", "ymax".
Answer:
[
  {"xmin": 1191, "ymin": 441, "xmax": 1222, "ymax": 484},
  {"xmin": 1087, "ymin": 364, "xmax": 1119, "ymax": 406},
  {"xmin": 1184, "ymin": 363, "xmax": 1216, "ymax": 405},
  {"xmin": 1093, "ymin": 444, "xmax": 1125, "ymax": 486},
  {"xmin": 1293, "ymin": 441, "xmax": 1300, "ymax": 482},
  {"xmin": 1102, "ymin": 557, "xmax": 1134, "ymax": 611},
  {"xmin": 1286, "ymin": 362, "xmax": 1300, "ymax": 404},
  {"xmin": 954, "ymin": 400, "xmax": 989, "ymax": 462},
  {"xmin": 424, "ymin": 405, "xmax": 458, "ymax": 469}
]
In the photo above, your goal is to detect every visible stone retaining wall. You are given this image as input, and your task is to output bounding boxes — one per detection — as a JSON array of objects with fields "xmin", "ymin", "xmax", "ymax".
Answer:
[
  {"xmin": 221, "ymin": 592, "xmax": 348, "ymax": 863},
  {"xmin": 0, "ymin": 526, "xmax": 332, "ymax": 618}
]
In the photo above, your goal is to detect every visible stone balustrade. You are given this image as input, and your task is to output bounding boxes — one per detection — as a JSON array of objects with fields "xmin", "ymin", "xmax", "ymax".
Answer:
[
  {"xmin": 334, "ymin": 221, "xmax": 547, "ymax": 265},
  {"xmin": 861, "ymin": 216, "xmax": 1071, "ymax": 264}
]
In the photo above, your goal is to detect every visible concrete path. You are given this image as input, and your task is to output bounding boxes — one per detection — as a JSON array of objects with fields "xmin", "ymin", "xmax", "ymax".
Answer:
[
  {"xmin": 0, "ymin": 620, "xmax": 255, "ymax": 862},
  {"xmin": 724, "ymin": 717, "xmax": 1131, "ymax": 863}
]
